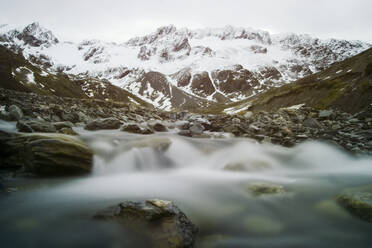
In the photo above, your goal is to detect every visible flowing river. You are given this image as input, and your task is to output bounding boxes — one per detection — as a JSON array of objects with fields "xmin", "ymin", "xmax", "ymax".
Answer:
[{"xmin": 1, "ymin": 128, "xmax": 372, "ymax": 247}]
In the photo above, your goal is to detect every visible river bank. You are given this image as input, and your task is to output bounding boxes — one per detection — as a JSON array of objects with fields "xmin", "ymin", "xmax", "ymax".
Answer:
[{"xmin": 1, "ymin": 88, "xmax": 372, "ymax": 247}]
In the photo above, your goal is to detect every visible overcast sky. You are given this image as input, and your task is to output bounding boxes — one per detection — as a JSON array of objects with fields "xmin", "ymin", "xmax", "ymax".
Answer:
[{"xmin": 1, "ymin": 0, "xmax": 372, "ymax": 43}]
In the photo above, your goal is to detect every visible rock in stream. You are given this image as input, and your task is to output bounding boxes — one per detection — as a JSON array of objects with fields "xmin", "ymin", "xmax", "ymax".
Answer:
[{"xmin": 94, "ymin": 199, "xmax": 198, "ymax": 248}]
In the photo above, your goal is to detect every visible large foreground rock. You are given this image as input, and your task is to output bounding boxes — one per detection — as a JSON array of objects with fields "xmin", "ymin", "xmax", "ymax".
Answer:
[
  {"xmin": 84, "ymin": 118, "xmax": 122, "ymax": 131},
  {"xmin": 0, "ymin": 132, "xmax": 93, "ymax": 176},
  {"xmin": 94, "ymin": 199, "xmax": 198, "ymax": 248},
  {"xmin": 337, "ymin": 186, "xmax": 372, "ymax": 222}
]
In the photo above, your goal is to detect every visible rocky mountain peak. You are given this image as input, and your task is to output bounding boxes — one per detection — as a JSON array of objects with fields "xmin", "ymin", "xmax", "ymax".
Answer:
[
  {"xmin": 20, "ymin": 22, "xmax": 59, "ymax": 47},
  {"xmin": 156, "ymin": 24, "xmax": 177, "ymax": 37},
  {"xmin": 0, "ymin": 22, "xmax": 58, "ymax": 48}
]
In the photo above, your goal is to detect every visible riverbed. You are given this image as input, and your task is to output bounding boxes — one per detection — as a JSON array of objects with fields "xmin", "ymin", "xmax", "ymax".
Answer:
[{"xmin": 1, "ymin": 128, "xmax": 372, "ymax": 247}]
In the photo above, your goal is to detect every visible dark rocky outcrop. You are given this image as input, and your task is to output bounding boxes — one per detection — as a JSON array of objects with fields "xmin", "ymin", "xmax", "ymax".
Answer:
[
  {"xmin": 191, "ymin": 72, "xmax": 215, "ymax": 97},
  {"xmin": 212, "ymin": 69, "xmax": 259, "ymax": 96},
  {"xmin": 189, "ymin": 123, "xmax": 205, "ymax": 136},
  {"xmin": 94, "ymin": 199, "xmax": 198, "ymax": 248}
]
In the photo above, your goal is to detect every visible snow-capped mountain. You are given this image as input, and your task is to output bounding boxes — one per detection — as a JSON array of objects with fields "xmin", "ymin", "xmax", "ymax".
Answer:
[{"xmin": 0, "ymin": 22, "xmax": 370, "ymax": 110}]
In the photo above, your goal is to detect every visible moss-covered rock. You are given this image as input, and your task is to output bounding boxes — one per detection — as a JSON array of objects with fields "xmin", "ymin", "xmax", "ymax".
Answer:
[
  {"xmin": 94, "ymin": 199, "xmax": 198, "ymax": 248},
  {"xmin": 314, "ymin": 200, "xmax": 350, "ymax": 219},
  {"xmin": 0, "ymin": 132, "xmax": 93, "ymax": 176},
  {"xmin": 247, "ymin": 182, "xmax": 286, "ymax": 196},
  {"xmin": 337, "ymin": 186, "xmax": 372, "ymax": 222}
]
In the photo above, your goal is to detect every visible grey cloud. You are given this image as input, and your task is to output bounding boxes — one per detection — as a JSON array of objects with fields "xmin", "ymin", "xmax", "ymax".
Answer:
[{"xmin": 0, "ymin": 0, "xmax": 371, "ymax": 43}]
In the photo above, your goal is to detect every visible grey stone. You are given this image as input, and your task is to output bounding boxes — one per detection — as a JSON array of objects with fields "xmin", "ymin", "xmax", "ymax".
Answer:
[
  {"xmin": 244, "ymin": 111, "xmax": 253, "ymax": 119},
  {"xmin": 189, "ymin": 123, "xmax": 205, "ymax": 135},
  {"xmin": 8, "ymin": 105, "xmax": 23, "ymax": 121},
  {"xmin": 319, "ymin": 110, "xmax": 334, "ymax": 118},
  {"xmin": 148, "ymin": 121, "xmax": 168, "ymax": 132},
  {"xmin": 77, "ymin": 111, "xmax": 91, "ymax": 123},
  {"xmin": 121, "ymin": 123, "xmax": 153, "ymax": 134},
  {"xmin": 85, "ymin": 118, "xmax": 122, "ymax": 131},
  {"xmin": 94, "ymin": 199, "xmax": 198, "ymax": 248},
  {"xmin": 303, "ymin": 118, "xmax": 322, "ymax": 129},
  {"xmin": 232, "ymin": 118, "xmax": 241, "ymax": 124}
]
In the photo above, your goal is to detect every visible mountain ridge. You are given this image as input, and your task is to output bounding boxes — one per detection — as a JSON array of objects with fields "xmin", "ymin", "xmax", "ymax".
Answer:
[{"xmin": 0, "ymin": 22, "xmax": 371, "ymax": 110}]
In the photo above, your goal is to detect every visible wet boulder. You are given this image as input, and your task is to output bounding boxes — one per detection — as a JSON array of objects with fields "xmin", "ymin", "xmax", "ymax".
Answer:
[
  {"xmin": 337, "ymin": 186, "xmax": 372, "ymax": 222},
  {"xmin": 178, "ymin": 130, "xmax": 192, "ymax": 137},
  {"xmin": 189, "ymin": 123, "xmax": 205, "ymax": 136},
  {"xmin": 94, "ymin": 199, "xmax": 198, "ymax": 248},
  {"xmin": 84, "ymin": 118, "xmax": 122, "ymax": 131},
  {"xmin": 121, "ymin": 123, "xmax": 154, "ymax": 134},
  {"xmin": 147, "ymin": 121, "xmax": 168, "ymax": 132},
  {"xmin": 247, "ymin": 182, "xmax": 286, "ymax": 196},
  {"xmin": 0, "ymin": 132, "xmax": 93, "ymax": 176},
  {"xmin": 53, "ymin": 121, "xmax": 74, "ymax": 130},
  {"xmin": 8, "ymin": 105, "xmax": 23, "ymax": 121}
]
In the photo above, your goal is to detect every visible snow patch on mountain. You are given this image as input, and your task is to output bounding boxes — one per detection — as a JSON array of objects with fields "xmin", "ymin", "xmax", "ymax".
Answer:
[{"xmin": 0, "ymin": 23, "xmax": 371, "ymax": 110}]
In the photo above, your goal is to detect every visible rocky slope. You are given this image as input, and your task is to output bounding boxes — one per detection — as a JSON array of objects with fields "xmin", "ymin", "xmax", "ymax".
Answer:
[
  {"xmin": 222, "ymin": 47, "xmax": 372, "ymax": 115},
  {"xmin": 0, "ymin": 22, "xmax": 370, "ymax": 110},
  {"xmin": 0, "ymin": 44, "xmax": 151, "ymax": 107}
]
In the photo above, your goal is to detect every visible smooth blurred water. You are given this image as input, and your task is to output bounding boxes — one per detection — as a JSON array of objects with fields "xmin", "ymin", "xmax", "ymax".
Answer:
[{"xmin": 1, "ymin": 129, "xmax": 372, "ymax": 248}]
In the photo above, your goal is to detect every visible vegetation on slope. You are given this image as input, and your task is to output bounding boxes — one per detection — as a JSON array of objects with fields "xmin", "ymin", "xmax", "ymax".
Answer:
[
  {"xmin": 208, "ymin": 48, "xmax": 372, "ymax": 115},
  {"xmin": 0, "ymin": 45, "xmax": 152, "ymax": 108}
]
